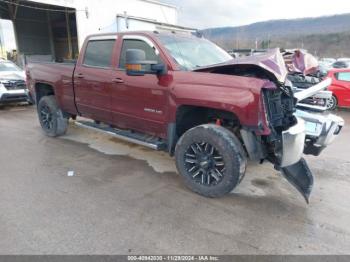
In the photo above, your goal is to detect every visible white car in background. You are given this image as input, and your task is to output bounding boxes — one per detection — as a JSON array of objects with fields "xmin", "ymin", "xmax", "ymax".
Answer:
[
  {"xmin": 318, "ymin": 58, "xmax": 336, "ymax": 75},
  {"xmin": 337, "ymin": 57, "xmax": 350, "ymax": 62},
  {"xmin": 0, "ymin": 59, "xmax": 32, "ymax": 104},
  {"xmin": 320, "ymin": 58, "xmax": 336, "ymax": 64}
]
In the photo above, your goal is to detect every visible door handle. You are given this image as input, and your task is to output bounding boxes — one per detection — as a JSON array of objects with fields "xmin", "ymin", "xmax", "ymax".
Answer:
[
  {"xmin": 112, "ymin": 78, "xmax": 124, "ymax": 84},
  {"xmin": 76, "ymin": 73, "xmax": 84, "ymax": 79}
]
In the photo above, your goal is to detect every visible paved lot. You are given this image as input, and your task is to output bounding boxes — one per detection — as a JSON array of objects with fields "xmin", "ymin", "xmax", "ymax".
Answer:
[{"xmin": 0, "ymin": 104, "xmax": 350, "ymax": 254}]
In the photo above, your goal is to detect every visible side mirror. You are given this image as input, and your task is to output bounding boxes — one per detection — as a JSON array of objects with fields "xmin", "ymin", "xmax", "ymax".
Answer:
[{"xmin": 125, "ymin": 49, "xmax": 165, "ymax": 76}]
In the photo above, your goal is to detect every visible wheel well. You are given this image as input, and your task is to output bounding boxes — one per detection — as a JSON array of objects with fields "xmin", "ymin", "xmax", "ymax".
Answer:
[
  {"xmin": 166, "ymin": 105, "xmax": 241, "ymax": 155},
  {"xmin": 35, "ymin": 83, "xmax": 55, "ymax": 104},
  {"xmin": 332, "ymin": 94, "xmax": 338, "ymax": 102},
  {"xmin": 175, "ymin": 105, "xmax": 240, "ymax": 138}
]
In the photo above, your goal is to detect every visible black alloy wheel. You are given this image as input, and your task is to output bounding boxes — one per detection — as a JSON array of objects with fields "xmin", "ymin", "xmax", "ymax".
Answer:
[
  {"xmin": 175, "ymin": 124, "xmax": 247, "ymax": 198},
  {"xmin": 40, "ymin": 104, "xmax": 54, "ymax": 131},
  {"xmin": 37, "ymin": 95, "xmax": 69, "ymax": 137},
  {"xmin": 184, "ymin": 142, "xmax": 225, "ymax": 186}
]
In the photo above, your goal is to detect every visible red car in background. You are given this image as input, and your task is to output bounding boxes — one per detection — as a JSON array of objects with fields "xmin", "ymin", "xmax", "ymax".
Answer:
[{"xmin": 327, "ymin": 69, "xmax": 350, "ymax": 110}]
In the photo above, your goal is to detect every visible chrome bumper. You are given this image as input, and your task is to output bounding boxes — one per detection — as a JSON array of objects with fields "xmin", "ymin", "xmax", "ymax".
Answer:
[
  {"xmin": 281, "ymin": 117, "xmax": 306, "ymax": 167},
  {"xmin": 295, "ymin": 110, "xmax": 344, "ymax": 155}
]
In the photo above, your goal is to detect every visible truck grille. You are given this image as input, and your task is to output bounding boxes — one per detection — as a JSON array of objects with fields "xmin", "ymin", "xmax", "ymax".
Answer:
[
  {"xmin": 263, "ymin": 86, "xmax": 296, "ymax": 132},
  {"xmin": 2, "ymin": 80, "xmax": 26, "ymax": 90}
]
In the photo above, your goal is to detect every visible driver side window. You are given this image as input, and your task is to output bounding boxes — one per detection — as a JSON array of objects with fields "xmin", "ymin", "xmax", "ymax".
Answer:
[{"xmin": 119, "ymin": 39, "xmax": 162, "ymax": 69}]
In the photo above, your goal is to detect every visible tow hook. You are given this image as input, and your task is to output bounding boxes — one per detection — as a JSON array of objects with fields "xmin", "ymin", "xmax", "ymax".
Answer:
[{"xmin": 281, "ymin": 158, "xmax": 314, "ymax": 203}]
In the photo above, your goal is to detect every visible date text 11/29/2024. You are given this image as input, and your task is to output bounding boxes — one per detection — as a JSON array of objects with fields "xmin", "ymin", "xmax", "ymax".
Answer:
[{"xmin": 127, "ymin": 255, "xmax": 219, "ymax": 261}]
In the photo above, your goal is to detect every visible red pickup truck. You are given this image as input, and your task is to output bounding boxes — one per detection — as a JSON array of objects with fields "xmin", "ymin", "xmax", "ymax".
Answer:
[{"xmin": 26, "ymin": 31, "xmax": 343, "ymax": 203}]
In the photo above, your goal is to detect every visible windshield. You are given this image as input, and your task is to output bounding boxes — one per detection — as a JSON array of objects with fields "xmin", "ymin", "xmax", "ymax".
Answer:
[
  {"xmin": 156, "ymin": 34, "xmax": 232, "ymax": 70},
  {"xmin": 0, "ymin": 61, "xmax": 21, "ymax": 72}
]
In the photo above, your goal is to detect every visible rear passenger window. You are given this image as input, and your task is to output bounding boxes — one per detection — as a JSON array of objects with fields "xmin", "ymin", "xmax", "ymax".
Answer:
[
  {"xmin": 83, "ymin": 40, "xmax": 115, "ymax": 68},
  {"xmin": 119, "ymin": 39, "xmax": 161, "ymax": 69},
  {"xmin": 336, "ymin": 72, "xmax": 350, "ymax": 82}
]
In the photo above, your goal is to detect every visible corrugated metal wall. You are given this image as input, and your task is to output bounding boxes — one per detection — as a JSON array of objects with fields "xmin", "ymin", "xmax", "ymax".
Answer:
[
  {"xmin": 14, "ymin": 7, "xmax": 52, "ymax": 55},
  {"xmin": 0, "ymin": 1, "xmax": 77, "ymax": 62}
]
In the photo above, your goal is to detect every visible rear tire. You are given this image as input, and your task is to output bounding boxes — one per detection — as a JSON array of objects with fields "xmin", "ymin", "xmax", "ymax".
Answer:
[
  {"xmin": 175, "ymin": 124, "xmax": 247, "ymax": 198},
  {"xmin": 37, "ymin": 95, "xmax": 68, "ymax": 137},
  {"xmin": 326, "ymin": 95, "xmax": 337, "ymax": 110}
]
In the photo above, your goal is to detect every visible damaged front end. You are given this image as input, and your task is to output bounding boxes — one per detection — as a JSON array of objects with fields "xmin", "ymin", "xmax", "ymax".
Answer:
[
  {"xmin": 196, "ymin": 49, "xmax": 344, "ymax": 203},
  {"xmin": 264, "ymin": 80, "xmax": 344, "ymax": 203},
  {"xmin": 260, "ymin": 85, "xmax": 315, "ymax": 203},
  {"xmin": 228, "ymin": 49, "xmax": 344, "ymax": 203},
  {"xmin": 262, "ymin": 83, "xmax": 343, "ymax": 203},
  {"xmin": 262, "ymin": 82, "xmax": 344, "ymax": 203}
]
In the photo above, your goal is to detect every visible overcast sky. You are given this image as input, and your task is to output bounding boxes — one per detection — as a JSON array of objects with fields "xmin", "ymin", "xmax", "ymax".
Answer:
[{"xmin": 162, "ymin": 0, "xmax": 350, "ymax": 29}]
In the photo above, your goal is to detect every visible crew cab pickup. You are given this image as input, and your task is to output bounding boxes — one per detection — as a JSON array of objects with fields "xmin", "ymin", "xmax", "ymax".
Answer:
[{"xmin": 26, "ymin": 31, "xmax": 344, "ymax": 203}]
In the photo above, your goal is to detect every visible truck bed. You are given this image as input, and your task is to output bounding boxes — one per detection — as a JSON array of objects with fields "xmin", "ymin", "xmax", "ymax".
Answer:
[{"xmin": 26, "ymin": 62, "xmax": 77, "ymax": 114}]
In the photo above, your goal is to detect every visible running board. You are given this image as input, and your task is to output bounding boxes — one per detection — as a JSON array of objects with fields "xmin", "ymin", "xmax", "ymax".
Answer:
[{"xmin": 75, "ymin": 120, "xmax": 167, "ymax": 150}]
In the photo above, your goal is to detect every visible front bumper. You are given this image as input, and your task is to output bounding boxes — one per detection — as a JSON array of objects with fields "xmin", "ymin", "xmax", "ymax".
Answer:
[
  {"xmin": 0, "ymin": 89, "xmax": 29, "ymax": 104},
  {"xmin": 295, "ymin": 110, "xmax": 344, "ymax": 156},
  {"xmin": 279, "ymin": 111, "xmax": 343, "ymax": 203},
  {"xmin": 280, "ymin": 117, "xmax": 306, "ymax": 167}
]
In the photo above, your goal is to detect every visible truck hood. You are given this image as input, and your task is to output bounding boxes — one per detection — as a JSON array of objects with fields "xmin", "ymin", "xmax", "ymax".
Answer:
[{"xmin": 194, "ymin": 48, "xmax": 288, "ymax": 83}]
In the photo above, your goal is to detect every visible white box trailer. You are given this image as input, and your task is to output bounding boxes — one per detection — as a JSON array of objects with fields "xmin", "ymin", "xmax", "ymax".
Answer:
[
  {"xmin": 70, "ymin": 0, "xmax": 180, "ymax": 48},
  {"xmin": 114, "ymin": 14, "xmax": 195, "ymax": 34}
]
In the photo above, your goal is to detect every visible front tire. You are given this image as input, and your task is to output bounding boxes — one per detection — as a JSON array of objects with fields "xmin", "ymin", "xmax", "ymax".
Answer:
[
  {"xmin": 175, "ymin": 124, "xmax": 247, "ymax": 198},
  {"xmin": 326, "ymin": 95, "xmax": 337, "ymax": 110},
  {"xmin": 37, "ymin": 95, "xmax": 68, "ymax": 137}
]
